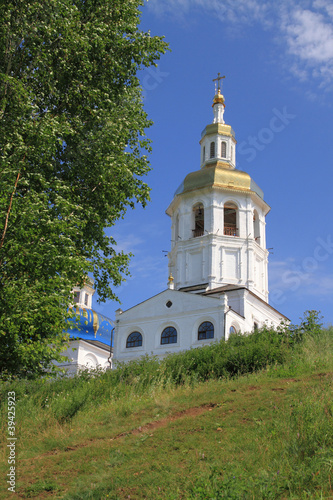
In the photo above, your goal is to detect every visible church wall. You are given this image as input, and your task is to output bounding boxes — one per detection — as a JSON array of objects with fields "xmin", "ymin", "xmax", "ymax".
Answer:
[
  {"xmin": 113, "ymin": 290, "xmax": 226, "ymax": 364},
  {"xmin": 55, "ymin": 340, "xmax": 110, "ymax": 374},
  {"xmin": 238, "ymin": 290, "xmax": 286, "ymax": 332}
]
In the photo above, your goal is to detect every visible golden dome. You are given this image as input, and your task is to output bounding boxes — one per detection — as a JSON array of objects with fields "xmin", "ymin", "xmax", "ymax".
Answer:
[
  {"xmin": 213, "ymin": 89, "xmax": 225, "ymax": 106},
  {"xmin": 180, "ymin": 162, "xmax": 264, "ymax": 199}
]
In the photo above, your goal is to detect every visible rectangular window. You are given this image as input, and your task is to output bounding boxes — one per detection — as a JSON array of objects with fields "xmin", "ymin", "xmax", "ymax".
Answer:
[
  {"xmin": 210, "ymin": 141, "xmax": 215, "ymax": 158},
  {"xmin": 84, "ymin": 293, "xmax": 89, "ymax": 306},
  {"xmin": 221, "ymin": 141, "xmax": 227, "ymax": 158},
  {"xmin": 74, "ymin": 291, "xmax": 80, "ymax": 304}
]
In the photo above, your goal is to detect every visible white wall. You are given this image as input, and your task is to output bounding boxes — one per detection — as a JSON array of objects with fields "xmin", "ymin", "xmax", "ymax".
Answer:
[
  {"xmin": 113, "ymin": 289, "xmax": 226, "ymax": 363},
  {"xmin": 55, "ymin": 340, "xmax": 110, "ymax": 374}
]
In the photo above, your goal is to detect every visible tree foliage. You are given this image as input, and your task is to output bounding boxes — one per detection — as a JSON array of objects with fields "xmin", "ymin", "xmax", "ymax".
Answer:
[{"xmin": 0, "ymin": 0, "xmax": 168, "ymax": 378}]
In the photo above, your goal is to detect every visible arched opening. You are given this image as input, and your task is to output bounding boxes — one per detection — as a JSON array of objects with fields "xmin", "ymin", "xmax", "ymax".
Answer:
[
  {"xmin": 161, "ymin": 327, "xmax": 177, "ymax": 345},
  {"xmin": 192, "ymin": 203, "xmax": 204, "ymax": 237},
  {"xmin": 253, "ymin": 210, "xmax": 260, "ymax": 243},
  {"xmin": 126, "ymin": 332, "xmax": 143, "ymax": 348},
  {"xmin": 229, "ymin": 325, "xmax": 237, "ymax": 335},
  {"xmin": 224, "ymin": 203, "xmax": 238, "ymax": 236},
  {"xmin": 210, "ymin": 141, "xmax": 215, "ymax": 158},
  {"xmin": 221, "ymin": 141, "xmax": 227, "ymax": 158},
  {"xmin": 198, "ymin": 321, "xmax": 214, "ymax": 340},
  {"xmin": 202, "ymin": 146, "xmax": 206, "ymax": 163}
]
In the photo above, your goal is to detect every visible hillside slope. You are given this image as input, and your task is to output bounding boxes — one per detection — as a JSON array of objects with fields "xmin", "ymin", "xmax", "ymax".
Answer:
[{"xmin": 1, "ymin": 315, "xmax": 332, "ymax": 499}]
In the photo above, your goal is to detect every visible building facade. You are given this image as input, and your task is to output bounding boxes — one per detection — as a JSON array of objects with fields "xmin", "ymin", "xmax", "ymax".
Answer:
[{"xmin": 113, "ymin": 80, "xmax": 288, "ymax": 364}]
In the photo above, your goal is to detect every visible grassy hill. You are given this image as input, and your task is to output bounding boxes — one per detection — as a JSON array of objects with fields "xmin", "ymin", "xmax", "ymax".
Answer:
[{"xmin": 1, "ymin": 312, "xmax": 333, "ymax": 499}]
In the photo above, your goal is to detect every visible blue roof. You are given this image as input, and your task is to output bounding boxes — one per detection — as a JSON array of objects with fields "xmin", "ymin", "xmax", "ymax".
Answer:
[{"xmin": 66, "ymin": 307, "xmax": 114, "ymax": 346}]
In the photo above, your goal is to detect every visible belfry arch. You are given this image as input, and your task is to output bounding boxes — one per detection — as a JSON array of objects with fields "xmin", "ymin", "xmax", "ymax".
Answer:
[
  {"xmin": 192, "ymin": 203, "xmax": 204, "ymax": 237},
  {"xmin": 224, "ymin": 202, "xmax": 238, "ymax": 236}
]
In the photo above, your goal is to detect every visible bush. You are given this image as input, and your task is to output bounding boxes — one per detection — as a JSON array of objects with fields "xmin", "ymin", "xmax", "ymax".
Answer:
[{"xmin": 161, "ymin": 323, "xmax": 294, "ymax": 384}]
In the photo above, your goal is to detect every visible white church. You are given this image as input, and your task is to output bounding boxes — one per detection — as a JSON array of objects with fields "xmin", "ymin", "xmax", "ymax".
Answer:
[
  {"xmin": 60, "ymin": 77, "xmax": 288, "ymax": 371},
  {"xmin": 112, "ymin": 77, "xmax": 288, "ymax": 364}
]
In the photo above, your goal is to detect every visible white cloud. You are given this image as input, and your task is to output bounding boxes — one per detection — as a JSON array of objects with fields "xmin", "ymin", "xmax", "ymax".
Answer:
[
  {"xmin": 147, "ymin": 0, "xmax": 333, "ymax": 90},
  {"xmin": 112, "ymin": 233, "xmax": 145, "ymax": 254},
  {"xmin": 313, "ymin": 0, "xmax": 333, "ymax": 20},
  {"xmin": 269, "ymin": 258, "xmax": 333, "ymax": 304},
  {"xmin": 147, "ymin": 0, "xmax": 270, "ymax": 24},
  {"xmin": 282, "ymin": 8, "xmax": 333, "ymax": 63}
]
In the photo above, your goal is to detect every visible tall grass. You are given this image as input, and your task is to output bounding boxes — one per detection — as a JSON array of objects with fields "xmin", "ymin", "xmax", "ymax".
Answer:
[
  {"xmin": 1, "ymin": 311, "xmax": 333, "ymax": 499},
  {"xmin": 0, "ymin": 311, "xmax": 329, "ymax": 428}
]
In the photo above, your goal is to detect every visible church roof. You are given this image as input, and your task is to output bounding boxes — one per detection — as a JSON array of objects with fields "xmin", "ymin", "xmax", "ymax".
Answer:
[
  {"xmin": 176, "ymin": 161, "xmax": 265, "ymax": 201},
  {"xmin": 203, "ymin": 286, "xmax": 290, "ymax": 321},
  {"xmin": 66, "ymin": 306, "xmax": 114, "ymax": 344},
  {"xmin": 203, "ymin": 284, "xmax": 244, "ymax": 294},
  {"xmin": 178, "ymin": 283, "xmax": 209, "ymax": 293}
]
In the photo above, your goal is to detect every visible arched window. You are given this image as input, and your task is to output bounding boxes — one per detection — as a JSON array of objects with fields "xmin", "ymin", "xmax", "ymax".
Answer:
[
  {"xmin": 253, "ymin": 210, "xmax": 260, "ymax": 243},
  {"xmin": 202, "ymin": 146, "xmax": 206, "ymax": 163},
  {"xmin": 198, "ymin": 321, "xmax": 214, "ymax": 340},
  {"xmin": 192, "ymin": 203, "xmax": 204, "ymax": 237},
  {"xmin": 210, "ymin": 141, "xmax": 215, "ymax": 158},
  {"xmin": 221, "ymin": 141, "xmax": 227, "ymax": 158},
  {"xmin": 126, "ymin": 332, "xmax": 143, "ymax": 348},
  {"xmin": 161, "ymin": 326, "xmax": 177, "ymax": 345},
  {"xmin": 224, "ymin": 203, "xmax": 238, "ymax": 236},
  {"xmin": 229, "ymin": 325, "xmax": 237, "ymax": 335}
]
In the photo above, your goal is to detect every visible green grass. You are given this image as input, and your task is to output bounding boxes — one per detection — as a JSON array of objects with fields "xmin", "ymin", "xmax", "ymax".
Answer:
[{"xmin": 1, "ymin": 312, "xmax": 333, "ymax": 499}]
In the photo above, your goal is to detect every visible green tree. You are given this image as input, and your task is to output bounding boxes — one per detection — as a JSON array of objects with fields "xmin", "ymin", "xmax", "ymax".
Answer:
[{"xmin": 0, "ymin": 0, "xmax": 168, "ymax": 378}]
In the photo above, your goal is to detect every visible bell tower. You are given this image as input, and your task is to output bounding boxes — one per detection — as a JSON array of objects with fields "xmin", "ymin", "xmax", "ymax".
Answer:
[{"xmin": 166, "ymin": 76, "xmax": 270, "ymax": 302}]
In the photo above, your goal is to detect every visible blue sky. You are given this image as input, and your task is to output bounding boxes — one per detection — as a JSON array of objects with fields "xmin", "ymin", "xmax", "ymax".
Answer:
[{"xmin": 95, "ymin": 0, "xmax": 333, "ymax": 327}]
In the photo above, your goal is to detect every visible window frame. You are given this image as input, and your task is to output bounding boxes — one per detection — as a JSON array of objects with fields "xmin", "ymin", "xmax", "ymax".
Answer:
[
  {"xmin": 221, "ymin": 141, "xmax": 227, "ymax": 158},
  {"xmin": 229, "ymin": 325, "xmax": 237, "ymax": 335},
  {"xmin": 126, "ymin": 331, "xmax": 143, "ymax": 348},
  {"xmin": 198, "ymin": 321, "xmax": 214, "ymax": 340},
  {"xmin": 210, "ymin": 141, "xmax": 215, "ymax": 158},
  {"xmin": 224, "ymin": 202, "xmax": 238, "ymax": 236},
  {"xmin": 192, "ymin": 203, "xmax": 204, "ymax": 237},
  {"xmin": 161, "ymin": 326, "xmax": 177, "ymax": 345}
]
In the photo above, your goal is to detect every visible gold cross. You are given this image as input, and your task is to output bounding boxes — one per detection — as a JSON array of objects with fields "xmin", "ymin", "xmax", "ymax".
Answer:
[{"xmin": 213, "ymin": 72, "xmax": 225, "ymax": 93}]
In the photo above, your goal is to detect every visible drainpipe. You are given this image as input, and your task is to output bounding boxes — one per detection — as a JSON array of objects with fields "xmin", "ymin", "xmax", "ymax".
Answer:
[
  {"xmin": 222, "ymin": 293, "xmax": 232, "ymax": 340},
  {"xmin": 224, "ymin": 306, "xmax": 232, "ymax": 340},
  {"xmin": 108, "ymin": 327, "xmax": 115, "ymax": 370}
]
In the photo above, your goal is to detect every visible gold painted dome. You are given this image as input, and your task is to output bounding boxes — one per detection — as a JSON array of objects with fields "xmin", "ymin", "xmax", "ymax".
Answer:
[
  {"xmin": 213, "ymin": 89, "xmax": 225, "ymax": 106},
  {"xmin": 180, "ymin": 161, "xmax": 264, "ymax": 199}
]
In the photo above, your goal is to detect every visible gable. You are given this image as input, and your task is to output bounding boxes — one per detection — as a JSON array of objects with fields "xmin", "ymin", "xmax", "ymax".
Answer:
[{"xmin": 117, "ymin": 289, "xmax": 220, "ymax": 322}]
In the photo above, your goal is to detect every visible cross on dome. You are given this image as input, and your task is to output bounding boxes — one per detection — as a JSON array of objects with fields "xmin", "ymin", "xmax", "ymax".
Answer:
[
  {"xmin": 213, "ymin": 72, "xmax": 225, "ymax": 94},
  {"xmin": 212, "ymin": 73, "xmax": 226, "ymax": 123}
]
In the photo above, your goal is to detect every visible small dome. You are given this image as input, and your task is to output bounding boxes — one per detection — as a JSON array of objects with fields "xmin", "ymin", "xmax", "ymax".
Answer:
[{"xmin": 213, "ymin": 90, "xmax": 225, "ymax": 106}]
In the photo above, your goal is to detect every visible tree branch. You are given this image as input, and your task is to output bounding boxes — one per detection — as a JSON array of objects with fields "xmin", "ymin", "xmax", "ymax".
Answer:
[{"xmin": 0, "ymin": 169, "xmax": 21, "ymax": 251}]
